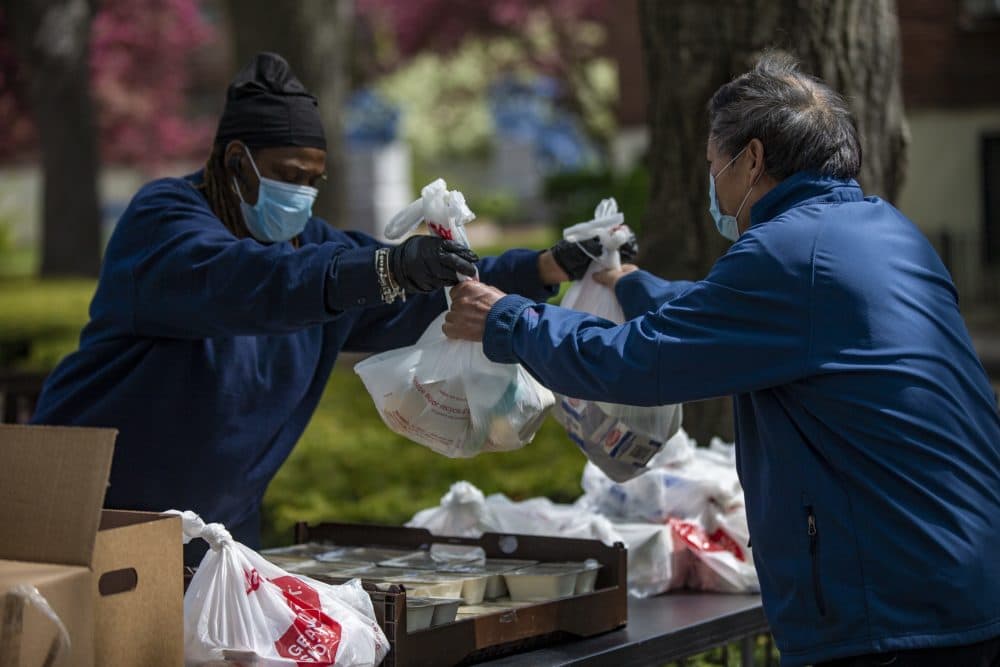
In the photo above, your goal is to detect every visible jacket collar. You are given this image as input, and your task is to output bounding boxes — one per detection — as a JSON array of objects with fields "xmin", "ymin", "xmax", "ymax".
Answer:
[{"xmin": 749, "ymin": 171, "xmax": 863, "ymax": 227}]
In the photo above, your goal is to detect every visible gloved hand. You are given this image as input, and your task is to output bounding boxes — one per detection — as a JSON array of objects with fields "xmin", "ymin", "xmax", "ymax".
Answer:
[
  {"xmin": 549, "ymin": 230, "xmax": 639, "ymax": 281},
  {"xmin": 389, "ymin": 235, "xmax": 479, "ymax": 293}
]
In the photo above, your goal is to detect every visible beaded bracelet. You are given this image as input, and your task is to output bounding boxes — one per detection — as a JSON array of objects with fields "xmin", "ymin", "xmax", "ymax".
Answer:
[{"xmin": 375, "ymin": 247, "xmax": 405, "ymax": 304}]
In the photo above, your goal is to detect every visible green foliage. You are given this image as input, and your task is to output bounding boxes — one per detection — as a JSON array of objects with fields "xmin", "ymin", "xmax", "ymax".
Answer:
[
  {"xmin": 0, "ymin": 247, "xmax": 36, "ymax": 278},
  {"xmin": 543, "ymin": 164, "xmax": 650, "ymax": 236},
  {"xmin": 661, "ymin": 634, "xmax": 780, "ymax": 666},
  {"xmin": 378, "ymin": 29, "xmax": 618, "ymax": 165},
  {"xmin": 471, "ymin": 191, "xmax": 521, "ymax": 227},
  {"xmin": 474, "ymin": 225, "xmax": 557, "ymax": 259},
  {"xmin": 378, "ymin": 39, "xmax": 510, "ymax": 163},
  {"xmin": 0, "ymin": 277, "xmax": 95, "ymax": 369},
  {"xmin": 0, "ymin": 213, "xmax": 13, "ymax": 258}
]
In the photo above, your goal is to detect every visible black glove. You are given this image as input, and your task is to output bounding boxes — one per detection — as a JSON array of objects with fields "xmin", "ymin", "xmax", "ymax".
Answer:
[
  {"xmin": 619, "ymin": 233, "xmax": 639, "ymax": 264},
  {"xmin": 388, "ymin": 236, "xmax": 479, "ymax": 293},
  {"xmin": 550, "ymin": 232, "xmax": 639, "ymax": 281}
]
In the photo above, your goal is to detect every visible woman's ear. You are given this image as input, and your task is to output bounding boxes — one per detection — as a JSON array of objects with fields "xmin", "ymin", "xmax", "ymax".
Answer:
[{"xmin": 224, "ymin": 142, "xmax": 245, "ymax": 183}]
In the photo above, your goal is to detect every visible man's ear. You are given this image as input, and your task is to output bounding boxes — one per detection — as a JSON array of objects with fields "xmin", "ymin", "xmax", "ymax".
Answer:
[{"xmin": 746, "ymin": 138, "xmax": 766, "ymax": 182}]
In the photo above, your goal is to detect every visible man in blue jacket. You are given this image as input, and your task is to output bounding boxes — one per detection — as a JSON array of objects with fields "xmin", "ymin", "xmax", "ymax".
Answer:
[
  {"xmin": 30, "ymin": 53, "xmax": 617, "ymax": 565},
  {"xmin": 445, "ymin": 54, "xmax": 1000, "ymax": 666}
]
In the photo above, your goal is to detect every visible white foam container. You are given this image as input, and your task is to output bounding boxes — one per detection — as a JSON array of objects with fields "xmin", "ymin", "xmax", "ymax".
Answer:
[
  {"xmin": 456, "ymin": 574, "xmax": 488, "ymax": 604},
  {"xmin": 484, "ymin": 573, "xmax": 508, "ymax": 600},
  {"xmin": 406, "ymin": 598, "xmax": 435, "ymax": 631},
  {"xmin": 574, "ymin": 565, "xmax": 600, "ymax": 594},
  {"xmin": 385, "ymin": 575, "xmax": 465, "ymax": 600},
  {"xmin": 533, "ymin": 560, "xmax": 602, "ymax": 594},
  {"xmin": 428, "ymin": 598, "xmax": 463, "ymax": 626},
  {"xmin": 479, "ymin": 559, "xmax": 538, "ymax": 599},
  {"xmin": 503, "ymin": 565, "xmax": 580, "ymax": 602}
]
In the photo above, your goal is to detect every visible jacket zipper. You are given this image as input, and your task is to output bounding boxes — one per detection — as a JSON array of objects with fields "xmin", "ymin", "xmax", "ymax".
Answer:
[{"xmin": 806, "ymin": 505, "xmax": 827, "ymax": 617}]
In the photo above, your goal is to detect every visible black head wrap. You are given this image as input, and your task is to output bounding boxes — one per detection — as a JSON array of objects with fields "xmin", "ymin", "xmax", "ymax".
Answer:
[{"xmin": 214, "ymin": 52, "xmax": 326, "ymax": 151}]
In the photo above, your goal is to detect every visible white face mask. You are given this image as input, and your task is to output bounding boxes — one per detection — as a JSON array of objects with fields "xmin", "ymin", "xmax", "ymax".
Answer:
[
  {"xmin": 232, "ymin": 143, "xmax": 318, "ymax": 243},
  {"xmin": 708, "ymin": 146, "xmax": 755, "ymax": 242}
]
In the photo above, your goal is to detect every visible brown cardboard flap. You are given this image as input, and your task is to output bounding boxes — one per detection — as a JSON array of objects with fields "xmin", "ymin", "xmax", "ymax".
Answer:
[
  {"xmin": 0, "ymin": 425, "xmax": 117, "ymax": 566},
  {"xmin": 98, "ymin": 509, "xmax": 165, "ymax": 532}
]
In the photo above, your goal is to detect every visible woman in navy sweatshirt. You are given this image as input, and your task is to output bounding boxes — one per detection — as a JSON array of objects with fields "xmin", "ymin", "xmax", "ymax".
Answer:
[{"xmin": 30, "ymin": 53, "xmax": 617, "ymax": 565}]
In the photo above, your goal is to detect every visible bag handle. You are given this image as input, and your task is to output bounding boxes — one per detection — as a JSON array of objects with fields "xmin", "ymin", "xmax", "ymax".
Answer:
[
  {"xmin": 0, "ymin": 584, "xmax": 71, "ymax": 667},
  {"xmin": 384, "ymin": 178, "xmax": 477, "ymax": 249},
  {"xmin": 563, "ymin": 198, "xmax": 628, "ymax": 270}
]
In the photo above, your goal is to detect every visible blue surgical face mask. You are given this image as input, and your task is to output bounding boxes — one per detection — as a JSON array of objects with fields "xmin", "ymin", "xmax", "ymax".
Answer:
[
  {"xmin": 708, "ymin": 146, "xmax": 754, "ymax": 242},
  {"xmin": 232, "ymin": 143, "xmax": 318, "ymax": 243}
]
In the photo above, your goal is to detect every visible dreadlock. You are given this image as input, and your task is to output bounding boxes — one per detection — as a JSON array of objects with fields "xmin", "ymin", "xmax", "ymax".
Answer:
[
  {"xmin": 196, "ymin": 144, "xmax": 303, "ymax": 247},
  {"xmin": 196, "ymin": 144, "xmax": 250, "ymax": 240}
]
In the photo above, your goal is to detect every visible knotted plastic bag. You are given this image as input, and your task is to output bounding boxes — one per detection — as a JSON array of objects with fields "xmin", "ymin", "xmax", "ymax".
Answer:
[
  {"xmin": 553, "ymin": 198, "xmax": 683, "ymax": 482},
  {"xmin": 355, "ymin": 179, "xmax": 554, "ymax": 458},
  {"xmin": 167, "ymin": 511, "xmax": 389, "ymax": 667}
]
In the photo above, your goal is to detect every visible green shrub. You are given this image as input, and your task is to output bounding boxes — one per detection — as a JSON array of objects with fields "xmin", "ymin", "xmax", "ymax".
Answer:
[
  {"xmin": 543, "ymin": 164, "xmax": 649, "ymax": 236},
  {"xmin": 0, "ymin": 278, "xmax": 95, "ymax": 369},
  {"xmin": 471, "ymin": 191, "xmax": 521, "ymax": 227}
]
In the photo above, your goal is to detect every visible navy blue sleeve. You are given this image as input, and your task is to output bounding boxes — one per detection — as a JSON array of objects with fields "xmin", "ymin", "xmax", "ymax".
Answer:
[
  {"xmin": 341, "ymin": 247, "xmax": 556, "ymax": 353},
  {"xmin": 483, "ymin": 234, "xmax": 812, "ymax": 405},
  {"xmin": 342, "ymin": 292, "xmax": 446, "ymax": 353},
  {"xmin": 477, "ymin": 249, "xmax": 558, "ymax": 301},
  {"xmin": 614, "ymin": 270, "xmax": 696, "ymax": 319},
  {"xmin": 124, "ymin": 180, "xmax": 380, "ymax": 338}
]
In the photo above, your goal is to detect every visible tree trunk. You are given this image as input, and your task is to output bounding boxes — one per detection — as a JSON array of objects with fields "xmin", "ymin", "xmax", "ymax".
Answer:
[
  {"xmin": 3, "ymin": 0, "xmax": 102, "ymax": 277},
  {"xmin": 637, "ymin": 0, "xmax": 908, "ymax": 444},
  {"xmin": 225, "ymin": 0, "xmax": 352, "ymax": 227}
]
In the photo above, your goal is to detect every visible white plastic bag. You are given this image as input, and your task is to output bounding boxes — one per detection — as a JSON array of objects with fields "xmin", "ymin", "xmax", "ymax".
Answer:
[
  {"xmin": 168, "ymin": 511, "xmax": 389, "ymax": 667},
  {"xmin": 406, "ymin": 481, "xmax": 502, "ymax": 537},
  {"xmin": 576, "ymin": 435, "xmax": 759, "ymax": 593},
  {"xmin": 406, "ymin": 482, "xmax": 620, "ymax": 545},
  {"xmin": 613, "ymin": 523, "xmax": 689, "ymax": 598},
  {"xmin": 407, "ymin": 482, "xmax": 687, "ymax": 598},
  {"xmin": 355, "ymin": 179, "xmax": 554, "ymax": 458},
  {"xmin": 670, "ymin": 504, "xmax": 759, "ymax": 593},
  {"xmin": 578, "ymin": 432, "xmax": 741, "ymax": 524},
  {"xmin": 553, "ymin": 198, "xmax": 683, "ymax": 482}
]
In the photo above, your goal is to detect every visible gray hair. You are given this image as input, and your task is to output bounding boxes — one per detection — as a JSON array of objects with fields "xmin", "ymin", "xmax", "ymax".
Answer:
[{"xmin": 708, "ymin": 52, "xmax": 861, "ymax": 181}]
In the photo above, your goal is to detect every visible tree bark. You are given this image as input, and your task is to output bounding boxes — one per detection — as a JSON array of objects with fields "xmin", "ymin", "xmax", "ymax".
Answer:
[
  {"xmin": 637, "ymin": 0, "xmax": 908, "ymax": 444},
  {"xmin": 3, "ymin": 0, "xmax": 102, "ymax": 277},
  {"xmin": 225, "ymin": 0, "xmax": 352, "ymax": 227}
]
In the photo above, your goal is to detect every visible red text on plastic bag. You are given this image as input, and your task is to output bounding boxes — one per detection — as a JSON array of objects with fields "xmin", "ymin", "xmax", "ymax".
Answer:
[{"xmin": 270, "ymin": 575, "xmax": 343, "ymax": 665}]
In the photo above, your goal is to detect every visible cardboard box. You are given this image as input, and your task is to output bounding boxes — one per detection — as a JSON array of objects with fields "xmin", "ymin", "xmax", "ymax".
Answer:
[
  {"xmin": 94, "ymin": 510, "xmax": 183, "ymax": 667},
  {"xmin": 0, "ymin": 425, "xmax": 183, "ymax": 666},
  {"xmin": 0, "ymin": 424, "xmax": 114, "ymax": 667}
]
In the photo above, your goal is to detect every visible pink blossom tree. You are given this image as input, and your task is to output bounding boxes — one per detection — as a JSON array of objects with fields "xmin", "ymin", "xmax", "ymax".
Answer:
[
  {"xmin": 0, "ymin": 0, "xmax": 215, "ymax": 166},
  {"xmin": 89, "ymin": 0, "xmax": 216, "ymax": 166},
  {"xmin": 0, "ymin": 0, "xmax": 214, "ymax": 276}
]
